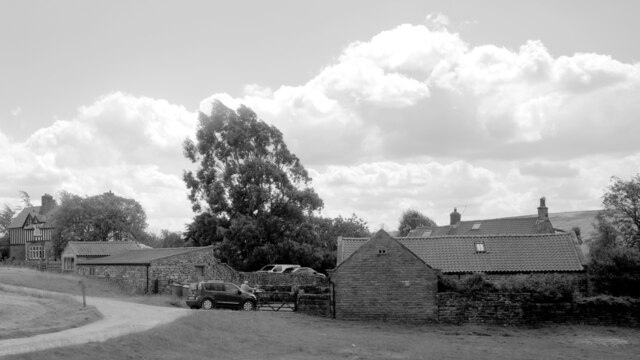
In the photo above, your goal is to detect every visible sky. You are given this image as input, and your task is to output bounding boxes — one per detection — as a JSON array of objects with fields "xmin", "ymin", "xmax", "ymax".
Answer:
[{"xmin": 1, "ymin": 1, "xmax": 639, "ymax": 234}]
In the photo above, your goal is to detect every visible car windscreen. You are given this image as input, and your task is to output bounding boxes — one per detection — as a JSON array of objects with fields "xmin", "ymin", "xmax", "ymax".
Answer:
[
  {"xmin": 260, "ymin": 265, "xmax": 275, "ymax": 271},
  {"xmin": 283, "ymin": 268, "xmax": 295, "ymax": 273}
]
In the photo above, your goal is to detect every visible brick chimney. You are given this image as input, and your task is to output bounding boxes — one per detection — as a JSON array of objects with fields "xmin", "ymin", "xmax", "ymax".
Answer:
[
  {"xmin": 450, "ymin": 208, "xmax": 461, "ymax": 225},
  {"xmin": 537, "ymin": 197, "xmax": 548, "ymax": 220},
  {"xmin": 40, "ymin": 194, "xmax": 57, "ymax": 215}
]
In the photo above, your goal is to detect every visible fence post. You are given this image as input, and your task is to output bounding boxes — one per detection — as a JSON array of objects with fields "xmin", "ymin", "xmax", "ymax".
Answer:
[{"xmin": 79, "ymin": 279, "xmax": 86, "ymax": 307}]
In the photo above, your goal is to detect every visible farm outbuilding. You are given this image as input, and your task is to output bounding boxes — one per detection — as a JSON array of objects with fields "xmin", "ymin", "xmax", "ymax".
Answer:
[
  {"xmin": 61, "ymin": 241, "xmax": 142, "ymax": 272},
  {"xmin": 331, "ymin": 230, "xmax": 439, "ymax": 323},
  {"xmin": 76, "ymin": 246, "xmax": 238, "ymax": 294}
]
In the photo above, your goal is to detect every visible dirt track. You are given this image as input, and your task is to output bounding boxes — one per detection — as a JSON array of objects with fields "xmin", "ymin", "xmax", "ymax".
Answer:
[{"xmin": 0, "ymin": 284, "xmax": 189, "ymax": 357}]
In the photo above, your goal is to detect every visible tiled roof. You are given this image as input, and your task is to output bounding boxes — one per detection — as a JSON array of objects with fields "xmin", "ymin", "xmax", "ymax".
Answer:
[
  {"xmin": 78, "ymin": 247, "xmax": 212, "ymax": 265},
  {"xmin": 406, "ymin": 216, "xmax": 548, "ymax": 237},
  {"xmin": 66, "ymin": 241, "xmax": 141, "ymax": 256},
  {"xmin": 339, "ymin": 233, "xmax": 585, "ymax": 273},
  {"xmin": 8, "ymin": 206, "xmax": 55, "ymax": 229}
]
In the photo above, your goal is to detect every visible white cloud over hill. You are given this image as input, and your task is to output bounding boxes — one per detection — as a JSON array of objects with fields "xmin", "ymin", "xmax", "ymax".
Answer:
[{"xmin": 3, "ymin": 19, "xmax": 640, "ymax": 231}]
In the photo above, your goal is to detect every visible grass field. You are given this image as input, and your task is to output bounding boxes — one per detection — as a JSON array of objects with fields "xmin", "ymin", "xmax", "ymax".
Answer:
[
  {"xmin": 3, "ymin": 309, "xmax": 639, "ymax": 360},
  {"xmin": 0, "ymin": 286, "xmax": 100, "ymax": 340},
  {"xmin": 0, "ymin": 267, "xmax": 182, "ymax": 308},
  {"xmin": 2, "ymin": 266, "xmax": 640, "ymax": 360}
]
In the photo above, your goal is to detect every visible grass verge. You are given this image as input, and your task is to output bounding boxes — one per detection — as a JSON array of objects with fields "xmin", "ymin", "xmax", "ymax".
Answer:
[
  {"xmin": 0, "ymin": 284, "xmax": 101, "ymax": 340},
  {"xmin": 3, "ymin": 309, "xmax": 640, "ymax": 360}
]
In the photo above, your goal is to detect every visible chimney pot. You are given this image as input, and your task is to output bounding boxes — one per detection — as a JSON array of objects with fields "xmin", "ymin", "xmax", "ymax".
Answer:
[
  {"xmin": 537, "ymin": 197, "xmax": 548, "ymax": 220},
  {"xmin": 450, "ymin": 208, "xmax": 461, "ymax": 225}
]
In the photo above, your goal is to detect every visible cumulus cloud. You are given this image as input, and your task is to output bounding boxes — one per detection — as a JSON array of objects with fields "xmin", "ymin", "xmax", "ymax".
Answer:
[
  {"xmin": 5, "ymin": 16, "xmax": 639, "ymax": 233},
  {"xmin": 197, "ymin": 19, "xmax": 640, "ymax": 227},
  {"xmin": 0, "ymin": 92, "xmax": 197, "ymax": 232},
  {"xmin": 201, "ymin": 22, "xmax": 640, "ymax": 166}
]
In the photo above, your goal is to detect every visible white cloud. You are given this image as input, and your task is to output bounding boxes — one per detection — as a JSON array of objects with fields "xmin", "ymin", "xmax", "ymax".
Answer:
[
  {"xmin": 5, "ymin": 16, "xmax": 640, "ymax": 234},
  {"xmin": 1, "ymin": 92, "xmax": 197, "ymax": 233},
  {"xmin": 196, "ymin": 19, "xmax": 640, "ymax": 227}
]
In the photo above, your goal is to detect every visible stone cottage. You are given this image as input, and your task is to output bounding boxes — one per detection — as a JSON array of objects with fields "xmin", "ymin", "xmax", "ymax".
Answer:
[
  {"xmin": 331, "ymin": 230, "xmax": 438, "ymax": 323},
  {"xmin": 76, "ymin": 246, "xmax": 238, "ymax": 294}
]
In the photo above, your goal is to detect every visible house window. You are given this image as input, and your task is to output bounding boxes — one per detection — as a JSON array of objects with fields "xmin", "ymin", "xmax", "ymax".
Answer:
[
  {"xmin": 475, "ymin": 242, "xmax": 486, "ymax": 252},
  {"xmin": 471, "ymin": 223, "xmax": 482, "ymax": 230},
  {"xmin": 28, "ymin": 245, "xmax": 44, "ymax": 260},
  {"xmin": 89, "ymin": 267, "xmax": 96, "ymax": 276}
]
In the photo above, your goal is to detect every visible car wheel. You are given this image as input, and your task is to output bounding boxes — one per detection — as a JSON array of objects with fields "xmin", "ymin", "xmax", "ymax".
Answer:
[
  {"xmin": 242, "ymin": 300, "xmax": 256, "ymax": 311},
  {"xmin": 202, "ymin": 299, "xmax": 214, "ymax": 310}
]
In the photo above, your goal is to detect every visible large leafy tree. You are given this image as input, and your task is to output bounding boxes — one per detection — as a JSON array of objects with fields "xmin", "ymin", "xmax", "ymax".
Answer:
[
  {"xmin": 310, "ymin": 214, "xmax": 370, "ymax": 272},
  {"xmin": 0, "ymin": 204, "xmax": 15, "ymax": 239},
  {"xmin": 50, "ymin": 191, "xmax": 148, "ymax": 257},
  {"xmin": 602, "ymin": 174, "xmax": 640, "ymax": 248},
  {"xmin": 397, "ymin": 209, "xmax": 437, "ymax": 237},
  {"xmin": 588, "ymin": 175, "xmax": 640, "ymax": 296},
  {"xmin": 183, "ymin": 100, "xmax": 323, "ymax": 270}
]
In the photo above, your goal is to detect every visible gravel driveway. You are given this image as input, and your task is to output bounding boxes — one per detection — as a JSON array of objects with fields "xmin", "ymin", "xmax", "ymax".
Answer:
[{"xmin": 0, "ymin": 285, "xmax": 189, "ymax": 357}]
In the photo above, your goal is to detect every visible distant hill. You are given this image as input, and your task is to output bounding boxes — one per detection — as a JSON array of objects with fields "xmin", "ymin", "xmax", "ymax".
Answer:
[
  {"xmin": 549, "ymin": 210, "xmax": 601, "ymax": 257},
  {"xmin": 549, "ymin": 210, "xmax": 601, "ymax": 238}
]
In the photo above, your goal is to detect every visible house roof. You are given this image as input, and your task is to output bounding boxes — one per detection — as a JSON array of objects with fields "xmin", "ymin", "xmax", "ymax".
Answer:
[
  {"xmin": 8, "ymin": 206, "xmax": 55, "ymax": 229},
  {"xmin": 78, "ymin": 246, "xmax": 212, "ymax": 265},
  {"xmin": 65, "ymin": 241, "xmax": 141, "ymax": 257},
  {"xmin": 339, "ymin": 233, "xmax": 585, "ymax": 273},
  {"xmin": 406, "ymin": 216, "xmax": 549, "ymax": 237}
]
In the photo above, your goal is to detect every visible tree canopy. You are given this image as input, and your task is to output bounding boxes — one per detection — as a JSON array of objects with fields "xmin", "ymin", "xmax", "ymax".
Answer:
[
  {"xmin": 50, "ymin": 191, "xmax": 148, "ymax": 257},
  {"xmin": 183, "ymin": 101, "xmax": 324, "ymax": 270},
  {"xmin": 588, "ymin": 175, "xmax": 640, "ymax": 297},
  {"xmin": 602, "ymin": 174, "xmax": 640, "ymax": 248},
  {"xmin": 397, "ymin": 209, "xmax": 437, "ymax": 237}
]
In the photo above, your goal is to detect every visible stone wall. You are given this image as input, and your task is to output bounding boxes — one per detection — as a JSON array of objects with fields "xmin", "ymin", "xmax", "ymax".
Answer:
[
  {"xmin": 77, "ymin": 264, "xmax": 148, "ymax": 294},
  {"xmin": 149, "ymin": 249, "xmax": 238, "ymax": 294},
  {"xmin": 332, "ymin": 231, "xmax": 438, "ymax": 323},
  {"xmin": 437, "ymin": 292, "xmax": 640, "ymax": 327},
  {"xmin": 296, "ymin": 294, "xmax": 331, "ymax": 317},
  {"xmin": 239, "ymin": 272, "xmax": 329, "ymax": 287}
]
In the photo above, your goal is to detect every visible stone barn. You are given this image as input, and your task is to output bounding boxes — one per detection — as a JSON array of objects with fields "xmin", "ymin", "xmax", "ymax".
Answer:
[
  {"xmin": 61, "ymin": 241, "xmax": 142, "ymax": 272},
  {"xmin": 331, "ymin": 230, "xmax": 438, "ymax": 323},
  {"xmin": 76, "ymin": 246, "xmax": 238, "ymax": 294}
]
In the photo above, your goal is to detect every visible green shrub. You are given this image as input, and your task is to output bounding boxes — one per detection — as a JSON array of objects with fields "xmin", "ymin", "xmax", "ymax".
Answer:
[
  {"xmin": 493, "ymin": 274, "xmax": 577, "ymax": 301},
  {"xmin": 589, "ymin": 246, "xmax": 640, "ymax": 297},
  {"xmin": 576, "ymin": 295, "xmax": 640, "ymax": 308}
]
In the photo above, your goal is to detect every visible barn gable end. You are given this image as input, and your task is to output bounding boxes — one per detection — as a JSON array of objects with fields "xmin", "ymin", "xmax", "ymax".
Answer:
[{"xmin": 332, "ymin": 230, "xmax": 438, "ymax": 323}]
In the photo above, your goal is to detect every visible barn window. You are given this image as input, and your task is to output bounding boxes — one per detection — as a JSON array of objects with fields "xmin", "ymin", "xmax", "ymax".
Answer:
[
  {"xmin": 474, "ymin": 242, "xmax": 486, "ymax": 252},
  {"xmin": 378, "ymin": 249, "xmax": 387, "ymax": 255},
  {"xmin": 89, "ymin": 267, "xmax": 96, "ymax": 276},
  {"xmin": 195, "ymin": 265, "xmax": 205, "ymax": 277}
]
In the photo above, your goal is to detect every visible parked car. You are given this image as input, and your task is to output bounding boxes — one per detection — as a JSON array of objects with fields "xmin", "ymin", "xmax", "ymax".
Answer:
[
  {"xmin": 256, "ymin": 264, "xmax": 300, "ymax": 273},
  {"xmin": 283, "ymin": 267, "xmax": 326, "ymax": 278},
  {"xmin": 186, "ymin": 280, "xmax": 257, "ymax": 311}
]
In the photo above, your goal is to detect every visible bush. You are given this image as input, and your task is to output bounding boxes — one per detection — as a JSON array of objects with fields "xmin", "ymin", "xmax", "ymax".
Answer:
[
  {"xmin": 493, "ymin": 274, "xmax": 578, "ymax": 301},
  {"xmin": 576, "ymin": 294, "xmax": 640, "ymax": 308},
  {"xmin": 439, "ymin": 273, "xmax": 580, "ymax": 301},
  {"xmin": 589, "ymin": 246, "xmax": 640, "ymax": 297},
  {"xmin": 438, "ymin": 273, "xmax": 496, "ymax": 295}
]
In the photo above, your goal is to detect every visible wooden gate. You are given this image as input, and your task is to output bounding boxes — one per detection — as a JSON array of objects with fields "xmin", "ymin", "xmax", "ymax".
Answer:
[{"xmin": 255, "ymin": 290, "xmax": 296, "ymax": 311}]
